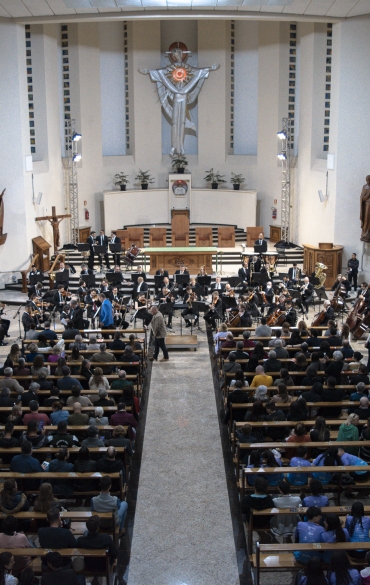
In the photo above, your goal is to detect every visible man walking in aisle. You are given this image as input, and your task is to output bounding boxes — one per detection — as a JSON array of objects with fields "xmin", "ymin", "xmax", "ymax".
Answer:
[{"xmin": 149, "ymin": 305, "xmax": 169, "ymax": 362}]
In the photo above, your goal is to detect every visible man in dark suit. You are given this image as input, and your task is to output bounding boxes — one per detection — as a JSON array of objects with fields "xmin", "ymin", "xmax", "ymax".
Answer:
[
  {"xmin": 53, "ymin": 284, "xmax": 68, "ymax": 313},
  {"xmin": 95, "ymin": 230, "xmax": 110, "ymax": 270},
  {"xmin": 284, "ymin": 300, "xmax": 297, "ymax": 326},
  {"xmin": 28, "ymin": 281, "xmax": 43, "ymax": 299},
  {"xmin": 174, "ymin": 264, "xmax": 189, "ymax": 294},
  {"xmin": 156, "ymin": 268, "xmax": 169, "ymax": 278},
  {"xmin": 65, "ymin": 300, "xmax": 84, "ymax": 330},
  {"xmin": 132, "ymin": 276, "xmax": 148, "ymax": 299},
  {"xmin": 288, "ymin": 262, "xmax": 300, "ymax": 284},
  {"xmin": 87, "ymin": 231, "xmax": 96, "ymax": 271},
  {"xmin": 254, "ymin": 232, "xmax": 267, "ymax": 253},
  {"xmin": 80, "ymin": 263, "xmax": 93, "ymax": 276},
  {"xmin": 22, "ymin": 306, "xmax": 35, "ymax": 334},
  {"xmin": 300, "ymin": 277, "xmax": 314, "ymax": 314},
  {"xmin": 211, "ymin": 276, "xmax": 225, "ymax": 293},
  {"xmin": 109, "ymin": 231, "xmax": 121, "ymax": 266},
  {"xmin": 238, "ymin": 261, "xmax": 249, "ymax": 290},
  {"xmin": 135, "ymin": 265, "xmax": 147, "ymax": 282}
]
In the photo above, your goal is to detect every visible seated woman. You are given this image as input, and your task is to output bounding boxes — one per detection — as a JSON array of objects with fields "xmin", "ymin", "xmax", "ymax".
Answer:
[
  {"xmin": 310, "ymin": 417, "xmax": 330, "ymax": 458},
  {"xmin": 294, "ymin": 506, "xmax": 325, "ymax": 564},
  {"xmin": 260, "ymin": 449, "xmax": 283, "ymax": 486},
  {"xmin": 0, "ymin": 480, "xmax": 29, "ymax": 515},
  {"xmin": 213, "ymin": 323, "xmax": 228, "ymax": 355},
  {"xmin": 88, "ymin": 406, "xmax": 109, "ymax": 426},
  {"xmin": 287, "ymin": 446, "xmax": 312, "ymax": 487},
  {"xmin": 270, "ymin": 480, "xmax": 302, "ymax": 539},
  {"xmin": 244, "ymin": 401, "xmax": 267, "ymax": 442},
  {"xmin": 336, "ymin": 413, "xmax": 360, "ymax": 455},
  {"xmin": 286, "ymin": 422, "xmax": 311, "ymax": 459},
  {"xmin": 30, "ymin": 354, "xmax": 50, "ymax": 377},
  {"xmin": 88, "ymin": 367, "xmax": 110, "ymax": 392},
  {"xmin": 302, "ymin": 479, "xmax": 329, "ymax": 508},
  {"xmin": 320, "ymin": 514, "xmax": 349, "ymax": 564},
  {"xmin": 0, "ymin": 516, "xmax": 31, "ymax": 572},
  {"xmin": 345, "ymin": 501, "xmax": 370, "ymax": 559},
  {"xmin": 33, "ymin": 482, "xmax": 61, "ymax": 513},
  {"xmin": 271, "ymin": 383, "xmax": 292, "ymax": 405},
  {"xmin": 274, "ymin": 368, "xmax": 294, "ymax": 387},
  {"xmin": 66, "ymin": 346, "xmax": 83, "ymax": 375},
  {"xmin": 295, "ymin": 557, "xmax": 327, "ymax": 585},
  {"xmin": 338, "ymin": 448, "xmax": 370, "ymax": 480},
  {"xmin": 327, "ymin": 551, "xmax": 360, "ymax": 584},
  {"xmin": 312, "ymin": 446, "xmax": 341, "ymax": 485},
  {"xmin": 0, "ymin": 552, "xmax": 18, "ymax": 585},
  {"xmin": 287, "ymin": 398, "xmax": 308, "ymax": 421}
]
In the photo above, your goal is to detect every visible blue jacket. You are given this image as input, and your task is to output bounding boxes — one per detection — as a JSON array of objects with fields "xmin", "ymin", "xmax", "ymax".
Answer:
[
  {"xmin": 320, "ymin": 528, "xmax": 350, "ymax": 563},
  {"xmin": 10, "ymin": 454, "xmax": 43, "ymax": 473},
  {"xmin": 327, "ymin": 569, "xmax": 360, "ymax": 585},
  {"xmin": 50, "ymin": 410, "xmax": 70, "ymax": 425},
  {"xmin": 294, "ymin": 521, "xmax": 325, "ymax": 564},
  {"xmin": 100, "ymin": 299, "xmax": 114, "ymax": 326},
  {"xmin": 287, "ymin": 457, "xmax": 311, "ymax": 486}
]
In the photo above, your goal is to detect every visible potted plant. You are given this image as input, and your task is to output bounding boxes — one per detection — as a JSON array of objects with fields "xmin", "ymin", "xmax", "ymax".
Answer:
[
  {"xmin": 113, "ymin": 172, "xmax": 130, "ymax": 191},
  {"xmin": 171, "ymin": 154, "xmax": 188, "ymax": 174},
  {"xmin": 230, "ymin": 172, "xmax": 246, "ymax": 191},
  {"xmin": 204, "ymin": 168, "xmax": 227, "ymax": 189},
  {"xmin": 135, "ymin": 169, "xmax": 154, "ymax": 190}
]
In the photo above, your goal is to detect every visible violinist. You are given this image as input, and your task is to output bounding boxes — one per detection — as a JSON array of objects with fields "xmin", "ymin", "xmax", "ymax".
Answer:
[
  {"xmin": 182, "ymin": 286, "xmax": 199, "ymax": 328},
  {"xmin": 22, "ymin": 305, "xmax": 36, "ymax": 333},
  {"xmin": 0, "ymin": 303, "xmax": 10, "ymax": 338},
  {"xmin": 157, "ymin": 287, "xmax": 175, "ymax": 329},
  {"xmin": 156, "ymin": 267, "xmax": 169, "ymax": 278},
  {"xmin": 77, "ymin": 280, "xmax": 88, "ymax": 303},
  {"xmin": 28, "ymin": 294, "xmax": 45, "ymax": 325},
  {"xmin": 99, "ymin": 278, "xmax": 110, "ymax": 295},
  {"xmin": 238, "ymin": 260, "xmax": 250, "ymax": 290},
  {"xmin": 223, "ymin": 284, "xmax": 235, "ymax": 297},
  {"xmin": 28, "ymin": 281, "xmax": 43, "ymax": 300},
  {"xmin": 133, "ymin": 294, "xmax": 152, "ymax": 326},
  {"xmin": 357, "ymin": 282, "xmax": 368, "ymax": 298},
  {"xmin": 284, "ymin": 300, "xmax": 297, "ymax": 327},
  {"xmin": 237, "ymin": 303, "xmax": 252, "ymax": 327},
  {"xmin": 260, "ymin": 281, "xmax": 274, "ymax": 315},
  {"xmin": 204, "ymin": 291, "xmax": 223, "ymax": 330},
  {"xmin": 53, "ymin": 284, "xmax": 70, "ymax": 313},
  {"xmin": 111, "ymin": 287, "xmax": 129, "ymax": 329},
  {"xmin": 198, "ymin": 265, "xmax": 207, "ymax": 277},
  {"xmin": 85, "ymin": 288, "xmax": 101, "ymax": 324},
  {"xmin": 243, "ymin": 287, "xmax": 260, "ymax": 318},
  {"xmin": 65, "ymin": 299, "xmax": 84, "ymax": 330}
]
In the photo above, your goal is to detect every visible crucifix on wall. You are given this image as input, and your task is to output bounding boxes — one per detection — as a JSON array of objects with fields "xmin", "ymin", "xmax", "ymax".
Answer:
[{"xmin": 35, "ymin": 206, "xmax": 71, "ymax": 254}]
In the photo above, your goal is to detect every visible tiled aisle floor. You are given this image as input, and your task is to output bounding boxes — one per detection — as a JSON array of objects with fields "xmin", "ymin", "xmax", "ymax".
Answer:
[{"xmin": 127, "ymin": 337, "xmax": 240, "ymax": 585}]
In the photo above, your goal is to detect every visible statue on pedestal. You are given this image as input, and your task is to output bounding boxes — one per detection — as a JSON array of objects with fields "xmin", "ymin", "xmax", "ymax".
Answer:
[
  {"xmin": 360, "ymin": 175, "xmax": 370, "ymax": 242},
  {"xmin": 139, "ymin": 43, "xmax": 219, "ymax": 155}
]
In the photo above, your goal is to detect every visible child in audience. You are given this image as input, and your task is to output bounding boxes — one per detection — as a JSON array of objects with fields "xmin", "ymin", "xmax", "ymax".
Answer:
[
  {"xmin": 345, "ymin": 501, "xmax": 370, "ymax": 559},
  {"xmin": 270, "ymin": 480, "xmax": 301, "ymax": 538},
  {"xmin": 261, "ymin": 449, "xmax": 283, "ymax": 486},
  {"xmin": 287, "ymin": 446, "xmax": 312, "ymax": 486},
  {"xmin": 294, "ymin": 506, "xmax": 325, "ymax": 564},
  {"xmin": 338, "ymin": 448, "xmax": 370, "ymax": 480},
  {"xmin": 245, "ymin": 450, "xmax": 262, "ymax": 486},
  {"xmin": 327, "ymin": 551, "xmax": 360, "ymax": 585},
  {"xmin": 319, "ymin": 513, "xmax": 349, "ymax": 564},
  {"xmin": 302, "ymin": 479, "xmax": 329, "ymax": 509},
  {"xmin": 240, "ymin": 476, "xmax": 274, "ymax": 528},
  {"xmin": 312, "ymin": 447, "xmax": 341, "ymax": 485},
  {"xmin": 295, "ymin": 557, "xmax": 328, "ymax": 585},
  {"xmin": 360, "ymin": 551, "xmax": 370, "ymax": 585}
]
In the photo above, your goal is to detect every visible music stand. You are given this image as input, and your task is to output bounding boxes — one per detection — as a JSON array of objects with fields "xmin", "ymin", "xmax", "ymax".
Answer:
[
  {"xmin": 228, "ymin": 277, "xmax": 242, "ymax": 288},
  {"xmin": 154, "ymin": 275, "xmax": 165, "ymax": 291},
  {"xmin": 106, "ymin": 273, "xmax": 123, "ymax": 286},
  {"xmin": 197, "ymin": 276, "xmax": 211, "ymax": 287},
  {"xmin": 175, "ymin": 274, "xmax": 190, "ymax": 286},
  {"xmin": 77, "ymin": 244, "xmax": 90, "ymax": 253},
  {"xmin": 84, "ymin": 274, "xmax": 96, "ymax": 288},
  {"xmin": 288, "ymin": 288, "xmax": 301, "ymax": 300},
  {"xmin": 109, "ymin": 243, "xmax": 121, "ymax": 253},
  {"xmin": 251, "ymin": 272, "xmax": 269, "ymax": 286},
  {"xmin": 222, "ymin": 296, "xmax": 237, "ymax": 310},
  {"xmin": 254, "ymin": 244, "xmax": 265, "ymax": 254},
  {"xmin": 29, "ymin": 274, "xmax": 44, "ymax": 285},
  {"xmin": 55, "ymin": 272, "xmax": 69, "ymax": 285},
  {"xmin": 315, "ymin": 288, "xmax": 327, "ymax": 313},
  {"xmin": 94, "ymin": 245, "xmax": 107, "ymax": 255}
]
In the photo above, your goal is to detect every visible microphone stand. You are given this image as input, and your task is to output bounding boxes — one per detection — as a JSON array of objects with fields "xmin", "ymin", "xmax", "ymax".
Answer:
[{"xmin": 13, "ymin": 305, "xmax": 23, "ymax": 342}]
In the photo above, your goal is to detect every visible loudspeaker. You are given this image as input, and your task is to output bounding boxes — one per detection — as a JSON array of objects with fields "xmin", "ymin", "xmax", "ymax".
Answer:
[{"xmin": 318, "ymin": 190, "xmax": 326, "ymax": 203}]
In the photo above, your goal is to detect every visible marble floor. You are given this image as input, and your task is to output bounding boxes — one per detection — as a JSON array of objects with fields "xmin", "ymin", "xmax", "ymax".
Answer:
[{"xmin": 127, "ymin": 333, "xmax": 240, "ymax": 585}]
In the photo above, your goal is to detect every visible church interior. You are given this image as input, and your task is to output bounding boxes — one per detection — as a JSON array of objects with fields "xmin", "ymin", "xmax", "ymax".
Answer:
[{"xmin": 1, "ymin": 1, "xmax": 370, "ymax": 584}]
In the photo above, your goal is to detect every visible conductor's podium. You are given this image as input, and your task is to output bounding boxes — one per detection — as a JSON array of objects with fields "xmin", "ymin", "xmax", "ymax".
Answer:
[{"xmin": 142, "ymin": 246, "xmax": 219, "ymax": 274}]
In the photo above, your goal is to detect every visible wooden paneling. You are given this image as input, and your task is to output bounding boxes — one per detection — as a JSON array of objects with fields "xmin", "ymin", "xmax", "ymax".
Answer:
[
  {"xmin": 116, "ymin": 228, "xmax": 144, "ymax": 249},
  {"xmin": 246, "ymin": 226, "xmax": 264, "ymax": 247},
  {"xmin": 218, "ymin": 226, "xmax": 235, "ymax": 248},
  {"xmin": 144, "ymin": 249, "xmax": 216, "ymax": 275},
  {"xmin": 78, "ymin": 226, "xmax": 91, "ymax": 243},
  {"xmin": 32, "ymin": 237, "xmax": 51, "ymax": 272},
  {"xmin": 195, "ymin": 227, "xmax": 213, "ymax": 247},
  {"xmin": 149, "ymin": 228, "xmax": 167, "ymax": 247},
  {"xmin": 171, "ymin": 210, "xmax": 189, "ymax": 247},
  {"xmin": 269, "ymin": 225, "xmax": 281, "ymax": 243},
  {"xmin": 303, "ymin": 243, "xmax": 343, "ymax": 289}
]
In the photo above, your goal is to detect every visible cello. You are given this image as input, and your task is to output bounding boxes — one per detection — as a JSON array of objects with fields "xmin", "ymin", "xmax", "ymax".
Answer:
[
  {"xmin": 311, "ymin": 310, "xmax": 326, "ymax": 327},
  {"xmin": 346, "ymin": 297, "xmax": 365, "ymax": 330}
]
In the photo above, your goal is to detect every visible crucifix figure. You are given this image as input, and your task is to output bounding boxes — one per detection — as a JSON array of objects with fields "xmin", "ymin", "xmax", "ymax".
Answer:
[
  {"xmin": 35, "ymin": 206, "xmax": 71, "ymax": 254},
  {"xmin": 0, "ymin": 189, "xmax": 7, "ymax": 246}
]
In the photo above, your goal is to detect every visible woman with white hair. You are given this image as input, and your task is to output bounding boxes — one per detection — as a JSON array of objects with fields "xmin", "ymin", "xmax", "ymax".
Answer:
[
  {"xmin": 253, "ymin": 385, "xmax": 268, "ymax": 402},
  {"xmin": 88, "ymin": 406, "xmax": 109, "ymax": 426},
  {"xmin": 324, "ymin": 349, "xmax": 344, "ymax": 384}
]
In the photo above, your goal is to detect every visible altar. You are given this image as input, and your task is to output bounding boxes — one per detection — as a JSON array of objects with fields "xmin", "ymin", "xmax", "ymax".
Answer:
[{"xmin": 142, "ymin": 246, "xmax": 219, "ymax": 275}]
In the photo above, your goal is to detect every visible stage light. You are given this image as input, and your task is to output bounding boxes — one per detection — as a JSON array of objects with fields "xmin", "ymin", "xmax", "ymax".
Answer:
[
  {"xmin": 277, "ymin": 152, "xmax": 287, "ymax": 160},
  {"xmin": 277, "ymin": 130, "xmax": 286, "ymax": 140},
  {"xmin": 73, "ymin": 153, "xmax": 82, "ymax": 162},
  {"xmin": 72, "ymin": 133, "xmax": 82, "ymax": 142}
]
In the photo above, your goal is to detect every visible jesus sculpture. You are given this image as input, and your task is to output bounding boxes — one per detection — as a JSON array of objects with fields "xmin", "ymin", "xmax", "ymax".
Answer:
[{"xmin": 139, "ymin": 45, "xmax": 219, "ymax": 155}]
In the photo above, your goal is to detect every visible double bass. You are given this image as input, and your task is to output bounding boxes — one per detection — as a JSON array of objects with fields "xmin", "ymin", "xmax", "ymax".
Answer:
[{"xmin": 346, "ymin": 297, "xmax": 365, "ymax": 330}]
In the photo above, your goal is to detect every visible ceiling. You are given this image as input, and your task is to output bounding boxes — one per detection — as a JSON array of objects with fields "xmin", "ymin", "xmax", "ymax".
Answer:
[{"xmin": 1, "ymin": 0, "xmax": 370, "ymax": 20}]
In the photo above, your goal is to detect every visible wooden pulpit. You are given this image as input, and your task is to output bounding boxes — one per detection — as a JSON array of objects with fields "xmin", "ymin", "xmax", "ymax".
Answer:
[
  {"xmin": 195, "ymin": 227, "xmax": 213, "ymax": 247},
  {"xmin": 32, "ymin": 237, "xmax": 51, "ymax": 272},
  {"xmin": 218, "ymin": 227, "xmax": 235, "ymax": 248},
  {"xmin": 303, "ymin": 242, "xmax": 344, "ymax": 289},
  {"xmin": 150, "ymin": 228, "xmax": 167, "ymax": 247},
  {"xmin": 246, "ymin": 226, "xmax": 264, "ymax": 247},
  {"xmin": 172, "ymin": 210, "xmax": 189, "ymax": 247}
]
